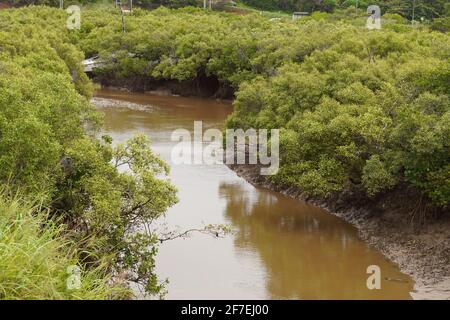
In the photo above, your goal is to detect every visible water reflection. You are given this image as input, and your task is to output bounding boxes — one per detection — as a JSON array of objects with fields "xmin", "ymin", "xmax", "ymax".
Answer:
[{"xmin": 220, "ymin": 182, "xmax": 413, "ymax": 299}]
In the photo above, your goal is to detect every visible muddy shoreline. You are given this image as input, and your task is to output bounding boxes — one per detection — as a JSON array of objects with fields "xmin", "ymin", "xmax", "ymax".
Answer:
[{"xmin": 228, "ymin": 163, "xmax": 450, "ymax": 300}]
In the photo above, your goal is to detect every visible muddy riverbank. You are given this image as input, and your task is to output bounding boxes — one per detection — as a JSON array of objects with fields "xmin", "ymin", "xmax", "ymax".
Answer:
[{"xmin": 228, "ymin": 163, "xmax": 450, "ymax": 300}]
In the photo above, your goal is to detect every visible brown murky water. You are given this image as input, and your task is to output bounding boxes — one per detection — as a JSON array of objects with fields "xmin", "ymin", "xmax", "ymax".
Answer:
[{"xmin": 94, "ymin": 88, "xmax": 413, "ymax": 300}]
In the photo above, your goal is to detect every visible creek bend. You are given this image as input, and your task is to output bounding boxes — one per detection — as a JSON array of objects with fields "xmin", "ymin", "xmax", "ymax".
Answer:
[{"xmin": 93, "ymin": 88, "xmax": 413, "ymax": 300}]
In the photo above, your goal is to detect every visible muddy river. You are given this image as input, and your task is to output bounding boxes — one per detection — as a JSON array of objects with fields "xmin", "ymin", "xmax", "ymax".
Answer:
[{"xmin": 93, "ymin": 89, "xmax": 413, "ymax": 300}]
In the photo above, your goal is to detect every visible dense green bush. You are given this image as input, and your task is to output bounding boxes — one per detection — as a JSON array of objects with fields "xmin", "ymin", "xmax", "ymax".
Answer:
[
  {"xmin": 431, "ymin": 17, "xmax": 450, "ymax": 33},
  {"xmin": 73, "ymin": 6, "xmax": 449, "ymax": 207},
  {"xmin": 0, "ymin": 6, "xmax": 178, "ymax": 297},
  {"xmin": 226, "ymin": 26, "xmax": 449, "ymax": 206},
  {"xmin": 78, "ymin": 7, "xmax": 360, "ymax": 87}
]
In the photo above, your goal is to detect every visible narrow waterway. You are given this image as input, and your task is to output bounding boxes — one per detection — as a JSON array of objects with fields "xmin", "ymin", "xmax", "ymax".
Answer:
[{"xmin": 93, "ymin": 88, "xmax": 413, "ymax": 300}]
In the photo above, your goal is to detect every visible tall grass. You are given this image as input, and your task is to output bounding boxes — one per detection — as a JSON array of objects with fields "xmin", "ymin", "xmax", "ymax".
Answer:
[{"xmin": 0, "ymin": 194, "xmax": 128, "ymax": 300}]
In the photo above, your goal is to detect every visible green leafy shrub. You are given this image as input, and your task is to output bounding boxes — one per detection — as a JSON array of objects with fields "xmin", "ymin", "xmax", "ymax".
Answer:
[
  {"xmin": 431, "ymin": 17, "xmax": 450, "ymax": 33},
  {"xmin": 0, "ymin": 6, "xmax": 178, "ymax": 297}
]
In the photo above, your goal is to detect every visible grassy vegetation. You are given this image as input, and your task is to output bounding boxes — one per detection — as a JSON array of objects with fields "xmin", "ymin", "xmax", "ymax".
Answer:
[{"xmin": 0, "ymin": 194, "xmax": 128, "ymax": 299}]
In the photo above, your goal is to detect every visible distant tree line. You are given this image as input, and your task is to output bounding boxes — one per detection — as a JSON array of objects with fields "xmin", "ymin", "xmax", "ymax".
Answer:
[
  {"xmin": 3, "ymin": 0, "xmax": 202, "ymax": 8},
  {"xmin": 5, "ymin": 0, "xmax": 449, "ymax": 20},
  {"xmin": 132, "ymin": 0, "xmax": 200, "ymax": 9},
  {"xmin": 241, "ymin": 0, "xmax": 449, "ymax": 19}
]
